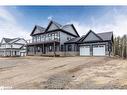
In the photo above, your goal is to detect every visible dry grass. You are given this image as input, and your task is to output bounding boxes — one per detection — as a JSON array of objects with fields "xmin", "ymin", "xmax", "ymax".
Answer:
[{"xmin": 0, "ymin": 56, "xmax": 126, "ymax": 89}]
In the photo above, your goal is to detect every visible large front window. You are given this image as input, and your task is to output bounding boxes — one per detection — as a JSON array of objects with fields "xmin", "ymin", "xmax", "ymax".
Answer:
[{"xmin": 32, "ymin": 32, "xmax": 59, "ymax": 43}]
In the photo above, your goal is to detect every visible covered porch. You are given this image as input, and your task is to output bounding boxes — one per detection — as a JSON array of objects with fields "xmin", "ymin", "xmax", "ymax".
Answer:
[{"xmin": 27, "ymin": 41, "xmax": 60, "ymax": 56}]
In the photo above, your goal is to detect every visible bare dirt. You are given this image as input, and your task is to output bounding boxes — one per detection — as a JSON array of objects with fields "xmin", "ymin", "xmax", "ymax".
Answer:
[{"xmin": 0, "ymin": 56, "xmax": 127, "ymax": 89}]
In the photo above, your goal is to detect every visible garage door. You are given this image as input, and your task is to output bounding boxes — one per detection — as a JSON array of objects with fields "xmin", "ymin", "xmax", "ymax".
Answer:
[
  {"xmin": 93, "ymin": 45, "xmax": 105, "ymax": 56},
  {"xmin": 80, "ymin": 46, "xmax": 90, "ymax": 56}
]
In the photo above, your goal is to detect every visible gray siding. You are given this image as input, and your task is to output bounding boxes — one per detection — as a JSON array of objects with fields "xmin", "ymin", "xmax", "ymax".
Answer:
[
  {"xmin": 60, "ymin": 32, "xmax": 75, "ymax": 45},
  {"xmin": 83, "ymin": 32, "xmax": 100, "ymax": 42}
]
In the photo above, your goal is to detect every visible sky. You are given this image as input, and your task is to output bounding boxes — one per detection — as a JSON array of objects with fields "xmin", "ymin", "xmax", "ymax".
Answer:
[{"xmin": 0, "ymin": 6, "xmax": 127, "ymax": 40}]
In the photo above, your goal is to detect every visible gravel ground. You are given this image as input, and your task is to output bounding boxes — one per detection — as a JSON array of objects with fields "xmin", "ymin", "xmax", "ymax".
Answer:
[{"xmin": 0, "ymin": 56, "xmax": 126, "ymax": 89}]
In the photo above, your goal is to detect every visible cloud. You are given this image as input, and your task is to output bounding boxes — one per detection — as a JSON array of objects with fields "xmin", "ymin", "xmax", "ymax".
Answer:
[
  {"xmin": 67, "ymin": 21, "xmax": 91, "ymax": 36},
  {"xmin": 67, "ymin": 7, "xmax": 127, "ymax": 37},
  {"xmin": 0, "ymin": 7, "xmax": 30, "ymax": 41},
  {"xmin": 48, "ymin": 16, "xmax": 53, "ymax": 21}
]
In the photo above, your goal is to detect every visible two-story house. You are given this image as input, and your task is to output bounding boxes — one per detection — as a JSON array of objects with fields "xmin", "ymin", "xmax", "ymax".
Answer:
[
  {"xmin": 27, "ymin": 21, "xmax": 80, "ymax": 56},
  {"xmin": 27, "ymin": 21, "xmax": 113, "ymax": 56},
  {"xmin": 0, "ymin": 38, "xmax": 27, "ymax": 56}
]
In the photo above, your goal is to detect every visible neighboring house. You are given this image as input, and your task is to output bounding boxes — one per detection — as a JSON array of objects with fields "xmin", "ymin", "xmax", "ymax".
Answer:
[
  {"xmin": 27, "ymin": 20, "xmax": 113, "ymax": 56},
  {"xmin": 65, "ymin": 30, "xmax": 113, "ymax": 56},
  {"xmin": 27, "ymin": 20, "xmax": 80, "ymax": 56},
  {"xmin": 0, "ymin": 38, "xmax": 27, "ymax": 57}
]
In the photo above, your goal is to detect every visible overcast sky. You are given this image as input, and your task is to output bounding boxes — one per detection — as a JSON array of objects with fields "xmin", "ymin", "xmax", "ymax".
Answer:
[{"xmin": 0, "ymin": 6, "xmax": 127, "ymax": 40}]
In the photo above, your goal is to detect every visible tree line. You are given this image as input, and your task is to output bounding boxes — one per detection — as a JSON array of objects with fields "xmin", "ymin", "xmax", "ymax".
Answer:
[{"xmin": 113, "ymin": 35, "xmax": 127, "ymax": 58}]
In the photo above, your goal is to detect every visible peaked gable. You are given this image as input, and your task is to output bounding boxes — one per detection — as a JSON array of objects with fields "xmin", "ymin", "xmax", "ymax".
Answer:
[
  {"xmin": 30, "ymin": 25, "xmax": 45, "ymax": 36},
  {"xmin": 13, "ymin": 38, "xmax": 27, "ymax": 45},
  {"xmin": 1, "ymin": 38, "xmax": 6, "ymax": 44},
  {"xmin": 62, "ymin": 24, "xmax": 79, "ymax": 37},
  {"xmin": 1, "ymin": 38, "xmax": 14, "ymax": 44},
  {"xmin": 45, "ymin": 21, "xmax": 61, "ymax": 32},
  {"xmin": 81, "ymin": 30, "xmax": 103, "ymax": 42},
  {"xmin": 30, "ymin": 20, "xmax": 79, "ymax": 37}
]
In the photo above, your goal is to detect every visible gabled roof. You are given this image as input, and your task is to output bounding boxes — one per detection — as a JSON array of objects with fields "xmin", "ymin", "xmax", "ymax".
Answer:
[
  {"xmin": 30, "ymin": 20, "xmax": 80, "ymax": 37},
  {"xmin": 51, "ymin": 21, "xmax": 62, "ymax": 28},
  {"xmin": 3, "ymin": 38, "xmax": 15, "ymax": 43},
  {"xmin": 30, "ymin": 25, "xmax": 45, "ymax": 36},
  {"xmin": 62, "ymin": 24, "xmax": 80, "ymax": 37},
  {"xmin": 78, "ymin": 30, "xmax": 113, "ymax": 43},
  {"xmin": 45, "ymin": 21, "xmax": 62, "ymax": 32},
  {"xmin": 1, "ymin": 38, "xmax": 27, "ymax": 44},
  {"xmin": 65, "ymin": 30, "xmax": 113, "ymax": 44},
  {"xmin": 79, "ymin": 30, "xmax": 103, "ymax": 42},
  {"xmin": 97, "ymin": 32, "xmax": 113, "ymax": 41}
]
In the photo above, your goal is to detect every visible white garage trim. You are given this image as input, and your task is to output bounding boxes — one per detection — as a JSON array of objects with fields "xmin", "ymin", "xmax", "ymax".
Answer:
[
  {"xmin": 80, "ymin": 46, "xmax": 90, "ymax": 56},
  {"xmin": 93, "ymin": 45, "xmax": 105, "ymax": 56}
]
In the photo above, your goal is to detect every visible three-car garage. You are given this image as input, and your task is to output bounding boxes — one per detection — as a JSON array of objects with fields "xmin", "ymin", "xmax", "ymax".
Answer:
[{"xmin": 80, "ymin": 45, "xmax": 106, "ymax": 56}]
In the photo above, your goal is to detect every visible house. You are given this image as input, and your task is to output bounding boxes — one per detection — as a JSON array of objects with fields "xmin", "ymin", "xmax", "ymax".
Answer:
[
  {"xmin": 65, "ymin": 30, "xmax": 113, "ymax": 56},
  {"xmin": 27, "ymin": 20, "xmax": 80, "ymax": 56},
  {"xmin": 0, "ymin": 38, "xmax": 27, "ymax": 57},
  {"xmin": 27, "ymin": 20, "xmax": 113, "ymax": 56}
]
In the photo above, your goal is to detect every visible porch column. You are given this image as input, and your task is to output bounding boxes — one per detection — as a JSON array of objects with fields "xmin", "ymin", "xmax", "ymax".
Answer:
[
  {"xmin": 34, "ymin": 45, "xmax": 36, "ymax": 54},
  {"xmin": 53, "ymin": 42, "xmax": 56, "ymax": 57},
  {"xmin": 26, "ymin": 45, "xmax": 28, "ymax": 56},
  {"xmin": 43, "ymin": 44, "xmax": 44, "ymax": 54}
]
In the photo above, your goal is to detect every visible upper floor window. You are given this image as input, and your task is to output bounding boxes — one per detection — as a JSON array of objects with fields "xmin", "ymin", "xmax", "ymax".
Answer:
[
  {"xmin": 41, "ymin": 35, "xmax": 45, "ymax": 42},
  {"xmin": 52, "ymin": 33, "xmax": 55, "ymax": 40},
  {"xmin": 45, "ymin": 34, "xmax": 49, "ymax": 41},
  {"xmin": 54, "ymin": 33, "xmax": 59, "ymax": 41},
  {"xmin": 67, "ymin": 37, "xmax": 71, "ymax": 41},
  {"xmin": 48, "ymin": 34, "xmax": 52, "ymax": 41}
]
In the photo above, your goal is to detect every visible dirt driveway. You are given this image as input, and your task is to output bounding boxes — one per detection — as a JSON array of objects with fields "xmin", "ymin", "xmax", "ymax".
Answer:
[{"xmin": 0, "ymin": 56, "xmax": 127, "ymax": 89}]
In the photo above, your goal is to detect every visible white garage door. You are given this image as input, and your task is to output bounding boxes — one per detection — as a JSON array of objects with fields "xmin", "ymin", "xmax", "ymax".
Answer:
[
  {"xmin": 80, "ymin": 46, "xmax": 90, "ymax": 56},
  {"xmin": 93, "ymin": 45, "xmax": 105, "ymax": 56}
]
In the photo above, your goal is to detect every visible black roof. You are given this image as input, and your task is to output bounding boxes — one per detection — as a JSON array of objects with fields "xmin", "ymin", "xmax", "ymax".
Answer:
[
  {"xmin": 31, "ymin": 20, "xmax": 79, "ymax": 37},
  {"xmin": 64, "ymin": 30, "xmax": 113, "ymax": 44},
  {"xmin": 30, "ymin": 25, "xmax": 45, "ymax": 36},
  {"xmin": 64, "ymin": 37, "xmax": 81, "ymax": 44},
  {"xmin": 3, "ymin": 38, "xmax": 15, "ymax": 43},
  {"xmin": 97, "ymin": 32, "xmax": 113, "ymax": 41}
]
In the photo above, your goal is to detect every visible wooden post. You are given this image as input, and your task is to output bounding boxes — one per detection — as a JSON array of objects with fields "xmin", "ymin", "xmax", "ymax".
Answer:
[
  {"xmin": 54, "ymin": 42, "xmax": 56, "ymax": 57},
  {"xmin": 42, "ymin": 44, "xmax": 44, "ymax": 54},
  {"xmin": 34, "ymin": 45, "xmax": 36, "ymax": 55}
]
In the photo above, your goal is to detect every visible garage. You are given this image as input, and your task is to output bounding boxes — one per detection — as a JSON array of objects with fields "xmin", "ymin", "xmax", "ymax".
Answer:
[
  {"xmin": 80, "ymin": 46, "xmax": 90, "ymax": 56},
  {"xmin": 93, "ymin": 45, "xmax": 105, "ymax": 56}
]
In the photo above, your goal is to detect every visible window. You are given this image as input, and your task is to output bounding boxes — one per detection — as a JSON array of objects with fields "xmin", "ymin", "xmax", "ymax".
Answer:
[
  {"xmin": 32, "ymin": 36, "xmax": 35, "ymax": 42},
  {"xmin": 36, "ymin": 35, "xmax": 40, "ymax": 42},
  {"xmin": 54, "ymin": 33, "xmax": 59, "ymax": 41},
  {"xmin": 35, "ymin": 36, "xmax": 37, "ymax": 42},
  {"xmin": 93, "ymin": 45, "xmax": 98, "ymax": 48},
  {"xmin": 68, "ymin": 45, "xmax": 72, "ymax": 51},
  {"xmin": 41, "ymin": 35, "xmax": 44, "ymax": 42},
  {"xmin": 37, "ymin": 47, "xmax": 40, "ymax": 52},
  {"xmin": 38, "ymin": 36, "xmax": 41, "ymax": 42},
  {"xmin": 61, "ymin": 45, "xmax": 64, "ymax": 51},
  {"xmin": 52, "ymin": 33, "xmax": 55, "ymax": 40},
  {"xmin": 48, "ymin": 34, "xmax": 51, "ymax": 41},
  {"xmin": 49, "ymin": 45, "xmax": 52, "ymax": 51},
  {"xmin": 67, "ymin": 37, "xmax": 71, "ymax": 41},
  {"xmin": 43, "ymin": 35, "xmax": 46, "ymax": 41},
  {"xmin": 45, "ymin": 34, "xmax": 48, "ymax": 41}
]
